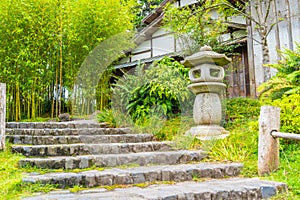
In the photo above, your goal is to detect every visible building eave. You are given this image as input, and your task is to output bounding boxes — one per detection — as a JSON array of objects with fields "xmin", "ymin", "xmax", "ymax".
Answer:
[
  {"xmin": 142, "ymin": 0, "xmax": 174, "ymax": 25},
  {"xmin": 114, "ymin": 52, "xmax": 181, "ymax": 70},
  {"xmin": 134, "ymin": 14, "xmax": 164, "ymax": 45}
]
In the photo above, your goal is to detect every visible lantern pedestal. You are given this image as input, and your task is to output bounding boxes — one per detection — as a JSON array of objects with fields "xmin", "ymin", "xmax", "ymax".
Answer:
[
  {"xmin": 182, "ymin": 45, "xmax": 230, "ymax": 140},
  {"xmin": 188, "ymin": 125, "xmax": 229, "ymax": 140}
]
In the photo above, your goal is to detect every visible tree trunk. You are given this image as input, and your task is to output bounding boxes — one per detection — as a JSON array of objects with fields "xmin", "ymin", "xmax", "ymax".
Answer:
[
  {"xmin": 261, "ymin": 35, "xmax": 271, "ymax": 82},
  {"xmin": 0, "ymin": 83, "xmax": 6, "ymax": 151}
]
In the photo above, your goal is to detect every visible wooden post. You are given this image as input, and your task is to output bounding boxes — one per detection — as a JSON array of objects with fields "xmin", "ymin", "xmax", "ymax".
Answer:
[
  {"xmin": 258, "ymin": 106, "xmax": 280, "ymax": 175},
  {"xmin": 246, "ymin": 3, "xmax": 257, "ymax": 98},
  {"xmin": 0, "ymin": 83, "xmax": 6, "ymax": 151}
]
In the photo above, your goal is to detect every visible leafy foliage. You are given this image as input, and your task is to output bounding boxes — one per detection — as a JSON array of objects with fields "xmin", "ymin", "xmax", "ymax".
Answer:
[
  {"xmin": 134, "ymin": 0, "xmax": 164, "ymax": 29},
  {"xmin": 259, "ymin": 44, "xmax": 300, "ymax": 99},
  {"xmin": 205, "ymin": 120, "xmax": 259, "ymax": 164},
  {"xmin": 163, "ymin": 0, "xmax": 243, "ymax": 55},
  {"xmin": 0, "ymin": 0, "xmax": 137, "ymax": 121},
  {"xmin": 258, "ymin": 45, "xmax": 300, "ymax": 134},
  {"xmin": 20, "ymin": 117, "xmax": 52, "ymax": 122},
  {"xmin": 206, "ymin": 97, "xmax": 299, "ymax": 197},
  {"xmin": 224, "ymin": 97, "xmax": 261, "ymax": 129},
  {"xmin": 269, "ymin": 94, "xmax": 300, "ymax": 134},
  {"xmin": 97, "ymin": 109, "xmax": 133, "ymax": 128},
  {"xmin": 146, "ymin": 116, "xmax": 193, "ymax": 142},
  {"xmin": 113, "ymin": 57, "xmax": 192, "ymax": 122},
  {"xmin": 112, "ymin": 61, "xmax": 147, "ymax": 114},
  {"xmin": 0, "ymin": 143, "xmax": 57, "ymax": 200}
]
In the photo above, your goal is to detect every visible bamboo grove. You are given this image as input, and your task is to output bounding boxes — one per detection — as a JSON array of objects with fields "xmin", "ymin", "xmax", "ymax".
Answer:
[{"xmin": 0, "ymin": 0, "xmax": 136, "ymax": 121}]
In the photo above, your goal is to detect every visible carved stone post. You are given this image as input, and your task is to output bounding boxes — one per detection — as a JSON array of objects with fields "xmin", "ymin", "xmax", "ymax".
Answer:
[
  {"xmin": 182, "ymin": 46, "xmax": 230, "ymax": 140},
  {"xmin": 0, "ymin": 83, "xmax": 6, "ymax": 150}
]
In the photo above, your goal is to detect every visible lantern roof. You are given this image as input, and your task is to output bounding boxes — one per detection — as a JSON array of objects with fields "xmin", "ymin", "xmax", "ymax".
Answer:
[{"xmin": 182, "ymin": 45, "xmax": 231, "ymax": 67}]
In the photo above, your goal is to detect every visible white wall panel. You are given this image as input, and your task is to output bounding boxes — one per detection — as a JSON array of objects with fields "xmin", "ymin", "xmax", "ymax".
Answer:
[
  {"xmin": 180, "ymin": 0, "xmax": 198, "ymax": 7},
  {"xmin": 132, "ymin": 40, "xmax": 151, "ymax": 54},
  {"xmin": 119, "ymin": 57, "xmax": 130, "ymax": 64},
  {"xmin": 290, "ymin": 0, "xmax": 300, "ymax": 45},
  {"xmin": 131, "ymin": 52, "xmax": 151, "ymax": 61},
  {"xmin": 152, "ymin": 28, "xmax": 170, "ymax": 37},
  {"xmin": 231, "ymin": 16, "xmax": 246, "ymax": 25},
  {"xmin": 152, "ymin": 35, "xmax": 175, "ymax": 57}
]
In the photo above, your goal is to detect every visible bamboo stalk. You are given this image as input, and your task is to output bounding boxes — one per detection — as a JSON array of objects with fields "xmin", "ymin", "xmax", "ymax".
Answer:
[{"xmin": 0, "ymin": 83, "xmax": 6, "ymax": 150}]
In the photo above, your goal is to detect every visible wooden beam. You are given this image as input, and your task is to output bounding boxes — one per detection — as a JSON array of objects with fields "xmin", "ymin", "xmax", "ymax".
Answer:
[
  {"xmin": 246, "ymin": 4, "xmax": 257, "ymax": 98},
  {"xmin": 285, "ymin": 0, "xmax": 294, "ymax": 51},
  {"xmin": 273, "ymin": 0, "xmax": 281, "ymax": 60},
  {"xmin": 271, "ymin": 131, "xmax": 300, "ymax": 140}
]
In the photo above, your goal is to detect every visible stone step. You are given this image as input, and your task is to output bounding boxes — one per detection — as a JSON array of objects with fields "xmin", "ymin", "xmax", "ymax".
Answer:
[
  {"xmin": 12, "ymin": 142, "xmax": 174, "ymax": 157},
  {"xmin": 6, "ymin": 128, "xmax": 131, "ymax": 136},
  {"xmin": 22, "ymin": 178, "xmax": 287, "ymax": 200},
  {"xmin": 6, "ymin": 121, "xmax": 106, "ymax": 129},
  {"xmin": 23, "ymin": 163, "xmax": 243, "ymax": 188},
  {"xmin": 19, "ymin": 150, "xmax": 207, "ymax": 169},
  {"xmin": 6, "ymin": 134, "xmax": 154, "ymax": 145}
]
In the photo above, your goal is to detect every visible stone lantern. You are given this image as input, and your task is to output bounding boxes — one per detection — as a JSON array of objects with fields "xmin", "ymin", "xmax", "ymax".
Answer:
[{"xmin": 182, "ymin": 45, "xmax": 230, "ymax": 140}]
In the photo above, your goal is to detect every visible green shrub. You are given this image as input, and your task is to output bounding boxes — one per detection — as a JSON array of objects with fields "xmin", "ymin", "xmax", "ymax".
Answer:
[
  {"xmin": 206, "ymin": 120, "xmax": 259, "ymax": 161},
  {"xmin": 258, "ymin": 44, "xmax": 300, "ymax": 140},
  {"xmin": 259, "ymin": 44, "xmax": 300, "ymax": 99},
  {"xmin": 113, "ymin": 57, "xmax": 192, "ymax": 122},
  {"xmin": 132, "ymin": 115, "xmax": 167, "ymax": 136},
  {"xmin": 153, "ymin": 116, "xmax": 193, "ymax": 141},
  {"xmin": 269, "ymin": 93, "xmax": 300, "ymax": 134},
  {"xmin": 97, "ymin": 109, "xmax": 133, "ymax": 128},
  {"xmin": 224, "ymin": 97, "xmax": 261, "ymax": 129}
]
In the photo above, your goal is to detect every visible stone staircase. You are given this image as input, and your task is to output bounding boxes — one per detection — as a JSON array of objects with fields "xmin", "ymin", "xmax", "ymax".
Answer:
[{"xmin": 6, "ymin": 121, "xmax": 287, "ymax": 200}]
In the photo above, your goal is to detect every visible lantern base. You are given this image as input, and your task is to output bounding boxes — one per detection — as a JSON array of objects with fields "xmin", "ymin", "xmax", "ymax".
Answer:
[{"xmin": 186, "ymin": 125, "xmax": 229, "ymax": 140}]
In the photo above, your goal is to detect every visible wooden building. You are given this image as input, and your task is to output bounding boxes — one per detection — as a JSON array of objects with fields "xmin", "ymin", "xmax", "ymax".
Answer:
[
  {"xmin": 115, "ymin": 0, "xmax": 300, "ymax": 98},
  {"xmin": 247, "ymin": 0, "xmax": 300, "ymax": 97}
]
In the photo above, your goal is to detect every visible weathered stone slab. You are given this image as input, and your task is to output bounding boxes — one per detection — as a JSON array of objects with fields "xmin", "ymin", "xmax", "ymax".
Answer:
[
  {"xmin": 18, "ymin": 150, "xmax": 207, "ymax": 169},
  {"xmin": 12, "ymin": 142, "xmax": 174, "ymax": 157},
  {"xmin": 23, "ymin": 163, "xmax": 243, "ymax": 188},
  {"xmin": 6, "ymin": 134, "xmax": 153, "ymax": 145},
  {"xmin": 6, "ymin": 121, "xmax": 107, "ymax": 129},
  {"xmin": 22, "ymin": 178, "xmax": 287, "ymax": 200},
  {"xmin": 6, "ymin": 128, "xmax": 132, "ymax": 136}
]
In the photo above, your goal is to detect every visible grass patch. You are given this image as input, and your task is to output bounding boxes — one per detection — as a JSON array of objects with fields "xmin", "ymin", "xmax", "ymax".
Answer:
[
  {"xmin": 19, "ymin": 117, "xmax": 52, "ymax": 122},
  {"xmin": 66, "ymin": 181, "xmax": 176, "ymax": 193},
  {"xmin": 265, "ymin": 142, "xmax": 300, "ymax": 199},
  {"xmin": 202, "ymin": 118, "xmax": 300, "ymax": 199},
  {"xmin": 2, "ymin": 98, "xmax": 299, "ymax": 199},
  {"xmin": 0, "ymin": 144, "xmax": 156, "ymax": 199},
  {"xmin": 198, "ymin": 97, "xmax": 299, "ymax": 198},
  {"xmin": 0, "ymin": 143, "xmax": 58, "ymax": 200},
  {"xmin": 20, "ymin": 163, "xmax": 144, "ymax": 175},
  {"xmin": 20, "ymin": 164, "xmax": 106, "ymax": 175}
]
